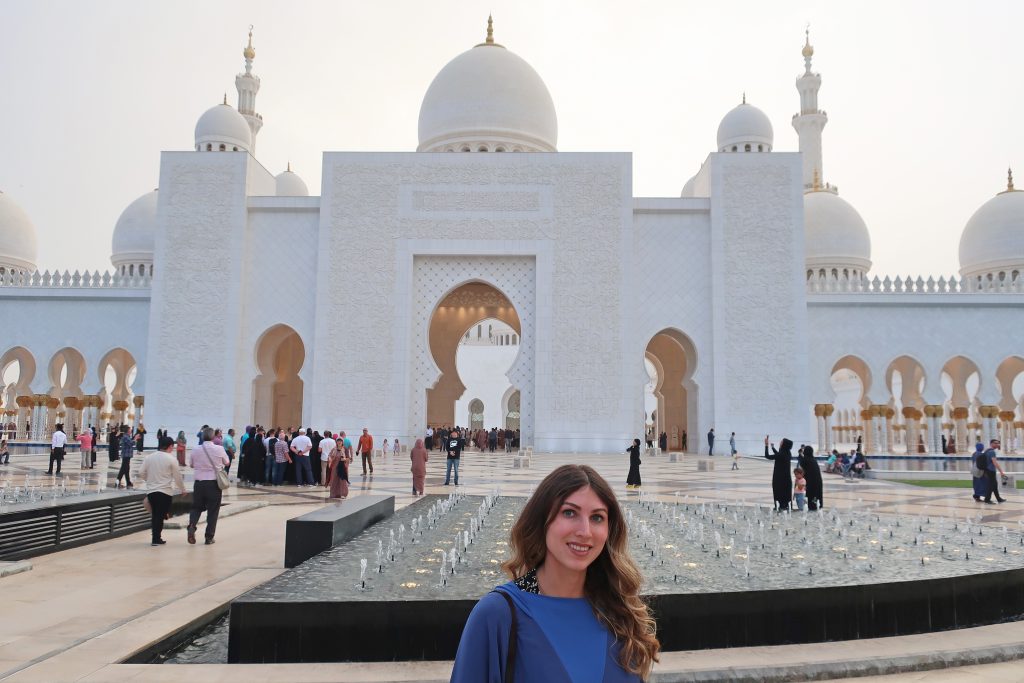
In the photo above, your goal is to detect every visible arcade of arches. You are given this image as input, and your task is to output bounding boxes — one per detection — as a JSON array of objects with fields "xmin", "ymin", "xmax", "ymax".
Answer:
[
  {"xmin": 644, "ymin": 329, "xmax": 698, "ymax": 452},
  {"xmin": 821, "ymin": 355, "xmax": 1024, "ymax": 455},
  {"xmin": 427, "ymin": 282, "xmax": 521, "ymax": 430},
  {"xmin": 252, "ymin": 325, "xmax": 305, "ymax": 429},
  {"xmin": 0, "ymin": 346, "xmax": 140, "ymax": 442}
]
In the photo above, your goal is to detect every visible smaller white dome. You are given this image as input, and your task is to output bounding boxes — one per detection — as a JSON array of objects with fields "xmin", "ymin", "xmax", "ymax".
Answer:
[
  {"xmin": 717, "ymin": 100, "xmax": 773, "ymax": 152},
  {"xmin": 111, "ymin": 190, "xmax": 158, "ymax": 269},
  {"xmin": 195, "ymin": 102, "xmax": 252, "ymax": 152},
  {"xmin": 680, "ymin": 175, "xmax": 697, "ymax": 197},
  {"xmin": 0, "ymin": 191, "xmax": 38, "ymax": 272},
  {"xmin": 959, "ymin": 184, "xmax": 1024, "ymax": 279},
  {"xmin": 804, "ymin": 190, "xmax": 872, "ymax": 273},
  {"xmin": 276, "ymin": 166, "xmax": 309, "ymax": 197}
]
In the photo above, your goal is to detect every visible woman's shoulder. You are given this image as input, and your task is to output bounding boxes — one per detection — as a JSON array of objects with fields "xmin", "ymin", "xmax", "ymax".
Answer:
[{"xmin": 464, "ymin": 586, "xmax": 518, "ymax": 631}]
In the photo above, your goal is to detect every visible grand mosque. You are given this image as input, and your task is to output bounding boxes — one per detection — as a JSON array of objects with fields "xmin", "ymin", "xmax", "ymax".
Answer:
[{"xmin": 1, "ymin": 20, "xmax": 1022, "ymax": 456}]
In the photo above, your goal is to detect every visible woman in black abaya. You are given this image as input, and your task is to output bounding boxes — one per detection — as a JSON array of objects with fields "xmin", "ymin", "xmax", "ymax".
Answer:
[
  {"xmin": 798, "ymin": 445, "xmax": 824, "ymax": 510},
  {"xmin": 764, "ymin": 436, "xmax": 793, "ymax": 511},
  {"xmin": 626, "ymin": 438, "xmax": 642, "ymax": 488}
]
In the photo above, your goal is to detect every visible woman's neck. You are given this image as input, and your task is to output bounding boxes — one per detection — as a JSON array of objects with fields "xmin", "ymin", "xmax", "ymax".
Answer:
[{"xmin": 535, "ymin": 562, "xmax": 586, "ymax": 598}]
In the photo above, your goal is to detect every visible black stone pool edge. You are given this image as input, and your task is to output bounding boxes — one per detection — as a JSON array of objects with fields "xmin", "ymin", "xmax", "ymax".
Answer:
[{"xmin": 228, "ymin": 565, "xmax": 1024, "ymax": 662}]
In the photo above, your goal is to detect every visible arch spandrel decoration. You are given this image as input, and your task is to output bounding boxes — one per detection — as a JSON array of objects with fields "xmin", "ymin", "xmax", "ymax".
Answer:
[{"xmin": 411, "ymin": 256, "xmax": 535, "ymax": 445}]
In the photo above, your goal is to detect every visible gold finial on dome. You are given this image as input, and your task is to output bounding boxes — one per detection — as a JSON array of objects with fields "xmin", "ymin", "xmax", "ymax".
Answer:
[
  {"xmin": 287, "ymin": 161, "xmax": 292, "ymax": 173},
  {"xmin": 243, "ymin": 25, "xmax": 256, "ymax": 61},
  {"xmin": 742, "ymin": 92, "xmax": 746, "ymax": 105},
  {"xmin": 1000, "ymin": 167, "xmax": 1018, "ymax": 194},
  {"xmin": 802, "ymin": 26, "xmax": 814, "ymax": 58},
  {"xmin": 476, "ymin": 14, "xmax": 503, "ymax": 48},
  {"xmin": 222, "ymin": 93, "xmax": 228, "ymax": 105},
  {"xmin": 812, "ymin": 167, "xmax": 822, "ymax": 191}
]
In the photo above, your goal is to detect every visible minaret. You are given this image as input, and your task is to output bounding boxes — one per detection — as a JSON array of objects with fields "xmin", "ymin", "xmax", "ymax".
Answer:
[
  {"xmin": 235, "ymin": 26, "xmax": 263, "ymax": 151},
  {"xmin": 792, "ymin": 28, "xmax": 827, "ymax": 191}
]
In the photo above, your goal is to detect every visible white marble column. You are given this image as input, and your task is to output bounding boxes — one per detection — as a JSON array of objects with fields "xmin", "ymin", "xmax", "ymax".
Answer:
[{"xmin": 823, "ymin": 405, "xmax": 834, "ymax": 453}]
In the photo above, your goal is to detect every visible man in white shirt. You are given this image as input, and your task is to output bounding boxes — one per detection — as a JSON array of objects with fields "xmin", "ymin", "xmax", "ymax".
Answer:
[
  {"xmin": 137, "ymin": 435, "xmax": 186, "ymax": 546},
  {"xmin": 290, "ymin": 430, "xmax": 314, "ymax": 487},
  {"xmin": 318, "ymin": 431, "xmax": 337, "ymax": 488},
  {"xmin": 47, "ymin": 423, "xmax": 68, "ymax": 475}
]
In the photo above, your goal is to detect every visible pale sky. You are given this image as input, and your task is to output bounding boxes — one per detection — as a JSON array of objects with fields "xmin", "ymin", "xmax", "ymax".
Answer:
[{"xmin": 1, "ymin": 0, "xmax": 1020, "ymax": 277}]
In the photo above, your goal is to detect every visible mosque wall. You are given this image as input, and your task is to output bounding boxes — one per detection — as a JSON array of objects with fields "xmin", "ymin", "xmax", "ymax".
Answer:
[
  {"xmin": 631, "ymin": 199, "xmax": 714, "ymax": 448},
  {"xmin": 807, "ymin": 295, "xmax": 1024, "ymax": 407},
  {"xmin": 708, "ymin": 152, "xmax": 811, "ymax": 451},
  {"xmin": 0, "ymin": 289, "xmax": 149, "ymax": 395},
  {"xmin": 313, "ymin": 152, "xmax": 635, "ymax": 452},
  {"xmin": 232, "ymin": 198, "xmax": 321, "ymax": 427},
  {"xmin": 144, "ymin": 152, "xmax": 259, "ymax": 435}
]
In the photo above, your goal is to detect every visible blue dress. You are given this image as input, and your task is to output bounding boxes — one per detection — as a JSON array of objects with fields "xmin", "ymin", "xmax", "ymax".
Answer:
[{"xmin": 450, "ymin": 581, "xmax": 643, "ymax": 683}]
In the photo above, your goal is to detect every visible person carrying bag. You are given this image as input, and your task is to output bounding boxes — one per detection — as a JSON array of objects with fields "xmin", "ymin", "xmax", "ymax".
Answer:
[{"xmin": 185, "ymin": 427, "xmax": 230, "ymax": 545}]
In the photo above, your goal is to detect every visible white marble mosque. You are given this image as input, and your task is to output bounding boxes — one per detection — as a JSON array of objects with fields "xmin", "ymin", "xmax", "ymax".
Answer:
[{"xmin": 1, "ymin": 21, "xmax": 1023, "ymax": 456}]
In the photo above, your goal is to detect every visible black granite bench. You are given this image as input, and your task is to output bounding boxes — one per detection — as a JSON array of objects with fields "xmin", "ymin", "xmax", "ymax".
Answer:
[{"xmin": 283, "ymin": 495, "xmax": 394, "ymax": 568}]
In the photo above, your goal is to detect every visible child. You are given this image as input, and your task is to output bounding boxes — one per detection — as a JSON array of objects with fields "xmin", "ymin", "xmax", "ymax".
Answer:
[
  {"xmin": 731, "ymin": 448, "xmax": 740, "ymax": 470},
  {"xmin": 793, "ymin": 467, "xmax": 807, "ymax": 511},
  {"xmin": 0, "ymin": 440, "xmax": 9, "ymax": 465}
]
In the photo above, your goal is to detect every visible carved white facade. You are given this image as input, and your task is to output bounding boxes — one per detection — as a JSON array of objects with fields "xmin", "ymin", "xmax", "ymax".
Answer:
[{"xmin": 1, "ymin": 23, "xmax": 1023, "ymax": 455}]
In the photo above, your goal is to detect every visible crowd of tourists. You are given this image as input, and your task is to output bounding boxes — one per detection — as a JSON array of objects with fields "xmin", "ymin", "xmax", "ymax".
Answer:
[{"xmin": 425, "ymin": 425, "xmax": 519, "ymax": 452}]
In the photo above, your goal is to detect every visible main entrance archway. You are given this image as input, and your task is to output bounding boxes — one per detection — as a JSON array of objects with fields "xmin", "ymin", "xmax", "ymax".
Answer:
[
  {"xmin": 426, "ymin": 282, "xmax": 521, "ymax": 429},
  {"xmin": 253, "ymin": 325, "xmax": 305, "ymax": 429},
  {"xmin": 409, "ymin": 256, "xmax": 536, "ymax": 446},
  {"xmin": 644, "ymin": 329, "xmax": 698, "ymax": 451}
]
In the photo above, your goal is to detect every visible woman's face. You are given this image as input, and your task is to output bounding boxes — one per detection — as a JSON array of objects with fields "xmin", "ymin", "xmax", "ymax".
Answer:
[{"xmin": 544, "ymin": 486, "xmax": 610, "ymax": 574}]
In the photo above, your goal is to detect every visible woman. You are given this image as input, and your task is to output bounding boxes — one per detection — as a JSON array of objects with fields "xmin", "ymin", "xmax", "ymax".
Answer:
[
  {"xmin": 135, "ymin": 423, "xmax": 147, "ymax": 453},
  {"xmin": 240, "ymin": 426, "xmax": 266, "ymax": 485},
  {"xmin": 328, "ymin": 437, "xmax": 350, "ymax": 499},
  {"xmin": 764, "ymin": 436, "xmax": 793, "ymax": 512},
  {"xmin": 410, "ymin": 438, "xmax": 428, "ymax": 495},
  {"xmin": 175, "ymin": 430, "xmax": 187, "ymax": 467},
  {"xmin": 393, "ymin": 438, "xmax": 400, "ymax": 456},
  {"xmin": 451, "ymin": 464, "xmax": 659, "ymax": 682},
  {"xmin": 798, "ymin": 445, "xmax": 824, "ymax": 510},
  {"xmin": 625, "ymin": 438, "xmax": 642, "ymax": 489},
  {"xmin": 108, "ymin": 425, "xmax": 120, "ymax": 463},
  {"xmin": 972, "ymin": 442, "xmax": 989, "ymax": 502}
]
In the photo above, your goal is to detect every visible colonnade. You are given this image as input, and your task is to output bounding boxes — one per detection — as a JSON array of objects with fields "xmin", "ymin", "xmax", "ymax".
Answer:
[
  {"xmin": 0, "ymin": 393, "xmax": 142, "ymax": 442},
  {"xmin": 816, "ymin": 401, "xmax": 1022, "ymax": 456}
]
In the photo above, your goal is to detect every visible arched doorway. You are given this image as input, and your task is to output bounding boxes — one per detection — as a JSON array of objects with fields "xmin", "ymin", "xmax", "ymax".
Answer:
[
  {"xmin": 884, "ymin": 355, "xmax": 927, "ymax": 455},
  {"xmin": 97, "ymin": 348, "xmax": 138, "ymax": 433},
  {"xmin": 425, "ymin": 282, "xmax": 521, "ymax": 431},
  {"xmin": 941, "ymin": 356, "xmax": 981, "ymax": 453},
  {"xmin": 829, "ymin": 355, "xmax": 872, "ymax": 451},
  {"xmin": 468, "ymin": 399, "xmax": 484, "ymax": 432},
  {"xmin": 644, "ymin": 329, "xmax": 698, "ymax": 452},
  {"xmin": 252, "ymin": 325, "xmax": 305, "ymax": 429},
  {"xmin": 0, "ymin": 346, "xmax": 35, "ymax": 440},
  {"xmin": 47, "ymin": 347, "xmax": 87, "ymax": 434},
  {"xmin": 995, "ymin": 356, "xmax": 1024, "ymax": 453},
  {"xmin": 502, "ymin": 388, "xmax": 521, "ymax": 430}
]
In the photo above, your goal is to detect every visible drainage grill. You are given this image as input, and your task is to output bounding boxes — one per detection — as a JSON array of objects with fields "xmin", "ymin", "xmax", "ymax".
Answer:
[{"xmin": 0, "ymin": 492, "xmax": 150, "ymax": 560}]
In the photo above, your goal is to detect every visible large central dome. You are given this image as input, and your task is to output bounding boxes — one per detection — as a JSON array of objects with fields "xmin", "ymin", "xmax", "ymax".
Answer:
[{"xmin": 417, "ymin": 18, "xmax": 557, "ymax": 153}]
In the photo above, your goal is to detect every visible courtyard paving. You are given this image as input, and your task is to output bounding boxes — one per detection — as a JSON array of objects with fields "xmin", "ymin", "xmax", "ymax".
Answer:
[{"xmin": 0, "ymin": 447, "xmax": 1022, "ymax": 681}]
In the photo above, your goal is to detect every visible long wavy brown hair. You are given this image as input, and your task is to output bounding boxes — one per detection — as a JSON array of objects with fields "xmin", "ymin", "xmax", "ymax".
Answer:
[{"xmin": 502, "ymin": 464, "xmax": 660, "ymax": 678}]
